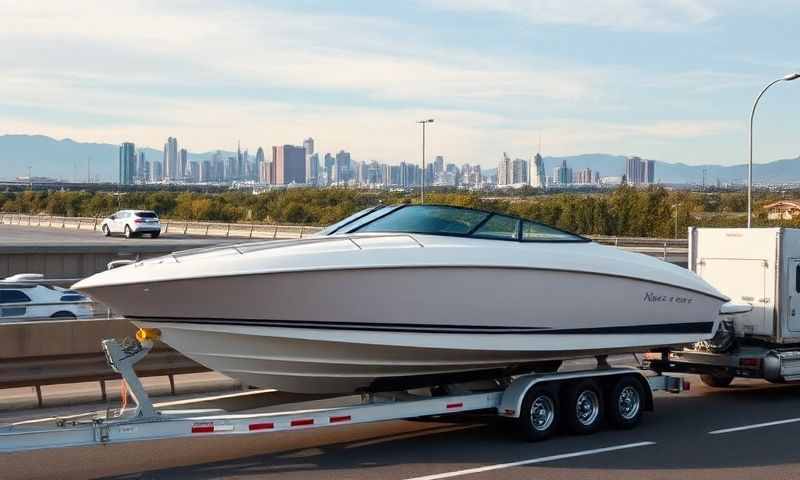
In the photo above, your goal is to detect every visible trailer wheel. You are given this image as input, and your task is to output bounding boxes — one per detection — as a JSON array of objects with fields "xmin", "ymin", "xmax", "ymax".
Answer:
[
  {"xmin": 607, "ymin": 376, "xmax": 644, "ymax": 429},
  {"xmin": 518, "ymin": 386, "xmax": 559, "ymax": 441},
  {"xmin": 564, "ymin": 380, "xmax": 604, "ymax": 435},
  {"xmin": 699, "ymin": 374, "xmax": 734, "ymax": 388}
]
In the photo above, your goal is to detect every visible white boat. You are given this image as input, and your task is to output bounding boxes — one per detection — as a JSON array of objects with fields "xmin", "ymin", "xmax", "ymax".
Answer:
[{"xmin": 74, "ymin": 204, "xmax": 734, "ymax": 394}]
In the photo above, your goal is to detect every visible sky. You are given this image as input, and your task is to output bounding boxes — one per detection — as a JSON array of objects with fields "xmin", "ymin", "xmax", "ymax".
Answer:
[{"xmin": 1, "ymin": 0, "xmax": 798, "ymax": 168}]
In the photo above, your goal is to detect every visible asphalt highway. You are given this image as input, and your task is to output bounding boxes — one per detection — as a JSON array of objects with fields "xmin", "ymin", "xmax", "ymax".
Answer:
[
  {"xmin": 3, "ymin": 376, "xmax": 800, "ymax": 480},
  {"xmin": 0, "ymin": 224, "xmax": 227, "ymax": 247}
]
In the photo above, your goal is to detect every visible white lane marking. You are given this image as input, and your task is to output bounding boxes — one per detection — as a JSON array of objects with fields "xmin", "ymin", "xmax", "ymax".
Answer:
[
  {"xmin": 402, "ymin": 441, "xmax": 656, "ymax": 480},
  {"xmin": 709, "ymin": 417, "xmax": 800, "ymax": 435}
]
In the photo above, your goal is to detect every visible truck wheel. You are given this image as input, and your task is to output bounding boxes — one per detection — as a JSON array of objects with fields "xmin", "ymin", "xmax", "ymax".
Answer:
[
  {"xmin": 518, "ymin": 386, "xmax": 559, "ymax": 441},
  {"xmin": 124, "ymin": 225, "xmax": 132, "ymax": 239},
  {"xmin": 699, "ymin": 374, "xmax": 734, "ymax": 388},
  {"xmin": 607, "ymin": 376, "xmax": 644, "ymax": 429},
  {"xmin": 564, "ymin": 380, "xmax": 604, "ymax": 435}
]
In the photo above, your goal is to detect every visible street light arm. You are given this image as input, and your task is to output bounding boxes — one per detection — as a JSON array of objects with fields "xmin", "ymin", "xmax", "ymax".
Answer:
[{"xmin": 747, "ymin": 76, "xmax": 792, "ymax": 228}]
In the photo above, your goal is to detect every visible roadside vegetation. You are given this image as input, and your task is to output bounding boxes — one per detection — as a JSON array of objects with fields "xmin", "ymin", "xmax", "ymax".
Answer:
[{"xmin": 0, "ymin": 187, "xmax": 794, "ymax": 238}]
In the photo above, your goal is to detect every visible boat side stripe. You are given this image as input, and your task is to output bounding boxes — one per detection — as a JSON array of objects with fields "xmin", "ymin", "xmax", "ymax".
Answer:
[{"xmin": 127, "ymin": 316, "xmax": 715, "ymax": 335}]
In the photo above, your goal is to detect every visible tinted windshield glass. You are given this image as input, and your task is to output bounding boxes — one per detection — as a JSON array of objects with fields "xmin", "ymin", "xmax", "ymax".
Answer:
[
  {"xmin": 356, "ymin": 205, "xmax": 488, "ymax": 235},
  {"xmin": 317, "ymin": 206, "xmax": 387, "ymax": 236},
  {"xmin": 136, "ymin": 212, "xmax": 158, "ymax": 218},
  {"xmin": 0, "ymin": 290, "xmax": 32, "ymax": 304},
  {"xmin": 473, "ymin": 215, "xmax": 519, "ymax": 239},
  {"xmin": 522, "ymin": 221, "xmax": 581, "ymax": 241}
]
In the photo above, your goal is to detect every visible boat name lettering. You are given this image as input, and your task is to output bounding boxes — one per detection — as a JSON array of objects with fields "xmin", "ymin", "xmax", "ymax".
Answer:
[{"xmin": 643, "ymin": 292, "xmax": 693, "ymax": 304}]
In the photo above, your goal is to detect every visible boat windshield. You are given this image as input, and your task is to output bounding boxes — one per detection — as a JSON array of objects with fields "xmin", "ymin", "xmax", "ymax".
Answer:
[{"xmin": 349, "ymin": 205, "xmax": 587, "ymax": 242}]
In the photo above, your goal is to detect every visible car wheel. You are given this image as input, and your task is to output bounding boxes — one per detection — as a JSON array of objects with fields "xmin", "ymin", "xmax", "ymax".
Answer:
[
  {"xmin": 102, "ymin": 224, "xmax": 111, "ymax": 237},
  {"xmin": 151, "ymin": 231, "xmax": 160, "ymax": 238},
  {"xmin": 124, "ymin": 225, "xmax": 132, "ymax": 239},
  {"xmin": 50, "ymin": 311, "xmax": 77, "ymax": 319}
]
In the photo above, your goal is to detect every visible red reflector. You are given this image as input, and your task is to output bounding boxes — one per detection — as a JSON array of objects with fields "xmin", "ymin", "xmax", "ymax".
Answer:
[
  {"xmin": 447, "ymin": 402, "xmax": 463, "ymax": 409},
  {"xmin": 249, "ymin": 422, "xmax": 274, "ymax": 431},
  {"xmin": 504, "ymin": 409, "xmax": 515, "ymax": 416},
  {"xmin": 191, "ymin": 422, "xmax": 214, "ymax": 433},
  {"xmin": 291, "ymin": 418, "xmax": 314, "ymax": 427},
  {"xmin": 740, "ymin": 358, "xmax": 761, "ymax": 367},
  {"xmin": 330, "ymin": 415, "xmax": 351, "ymax": 423},
  {"xmin": 683, "ymin": 380, "xmax": 691, "ymax": 391}
]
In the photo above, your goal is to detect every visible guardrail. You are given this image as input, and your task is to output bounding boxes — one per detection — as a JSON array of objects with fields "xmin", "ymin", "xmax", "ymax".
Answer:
[{"xmin": 0, "ymin": 213, "xmax": 323, "ymax": 240}]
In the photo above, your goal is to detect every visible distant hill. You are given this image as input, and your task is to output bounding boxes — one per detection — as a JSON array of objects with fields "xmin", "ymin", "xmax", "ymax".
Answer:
[
  {"xmin": 1, "ymin": 134, "xmax": 798, "ymax": 183},
  {"xmin": 0, "ymin": 134, "xmax": 235, "ymax": 182}
]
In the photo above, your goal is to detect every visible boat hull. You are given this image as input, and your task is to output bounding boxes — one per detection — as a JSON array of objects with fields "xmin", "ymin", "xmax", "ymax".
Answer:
[{"xmin": 83, "ymin": 266, "xmax": 724, "ymax": 393}]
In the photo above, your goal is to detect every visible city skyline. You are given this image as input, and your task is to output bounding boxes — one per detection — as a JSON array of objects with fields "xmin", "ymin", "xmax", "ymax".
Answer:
[{"xmin": 1, "ymin": 2, "xmax": 798, "ymax": 171}]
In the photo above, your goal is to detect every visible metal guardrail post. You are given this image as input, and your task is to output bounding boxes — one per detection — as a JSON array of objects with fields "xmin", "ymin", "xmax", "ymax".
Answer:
[
  {"xmin": 299, "ymin": 226, "xmax": 305, "ymax": 239},
  {"xmin": 163, "ymin": 222, "xmax": 169, "ymax": 233},
  {"xmin": 183, "ymin": 222, "xmax": 188, "ymax": 235},
  {"xmin": 205, "ymin": 223, "xmax": 210, "ymax": 236},
  {"xmin": 93, "ymin": 217, "xmax": 99, "ymax": 231},
  {"xmin": 273, "ymin": 226, "xmax": 278, "ymax": 239},
  {"xmin": 77, "ymin": 219, "xmax": 81, "ymax": 230},
  {"xmin": 226, "ymin": 224, "xmax": 231, "ymax": 238},
  {"xmin": 663, "ymin": 242, "xmax": 668, "ymax": 260},
  {"xmin": 249, "ymin": 224, "xmax": 254, "ymax": 239}
]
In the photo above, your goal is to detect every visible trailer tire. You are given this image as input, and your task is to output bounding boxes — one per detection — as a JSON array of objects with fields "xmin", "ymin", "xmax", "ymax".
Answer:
[
  {"xmin": 607, "ymin": 376, "xmax": 644, "ymax": 429},
  {"xmin": 518, "ymin": 386, "xmax": 559, "ymax": 442},
  {"xmin": 699, "ymin": 374, "xmax": 734, "ymax": 388},
  {"xmin": 563, "ymin": 380, "xmax": 604, "ymax": 435}
]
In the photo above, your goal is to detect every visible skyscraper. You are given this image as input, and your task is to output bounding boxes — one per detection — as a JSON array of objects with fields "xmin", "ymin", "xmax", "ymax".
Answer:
[
  {"xmin": 334, "ymin": 150, "xmax": 351, "ymax": 183},
  {"xmin": 163, "ymin": 137, "xmax": 178, "ymax": 180},
  {"xmin": 179, "ymin": 148, "xmax": 188, "ymax": 179},
  {"xmin": 625, "ymin": 156, "xmax": 652, "ymax": 185},
  {"xmin": 272, "ymin": 145, "xmax": 306, "ymax": 185},
  {"xmin": 497, "ymin": 153, "xmax": 512, "ymax": 185},
  {"xmin": 118, "ymin": 142, "xmax": 135, "ymax": 185},
  {"xmin": 434, "ymin": 155, "xmax": 444, "ymax": 177},
  {"xmin": 303, "ymin": 138, "xmax": 316, "ymax": 184},
  {"xmin": 150, "ymin": 160, "xmax": 163, "ymax": 182},
  {"xmin": 530, "ymin": 153, "xmax": 546, "ymax": 188},
  {"xmin": 512, "ymin": 158, "xmax": 528, "ymax": 184},
  {"xmin": 136, "ymin": 151, "xmax": 146, "ymax": 182},
  {"xmin": 555, "ymin": 159, "xmax": 572, "ymax": 185},
  {"xmin": 645, "ymin": 159, "xmax": 656, "ymax": 184}
]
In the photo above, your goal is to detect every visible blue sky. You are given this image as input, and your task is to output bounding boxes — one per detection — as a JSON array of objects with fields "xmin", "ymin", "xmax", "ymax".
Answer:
[{"xmin": 1, "ymin": 0, "xmax": 798, "ymax": 167}]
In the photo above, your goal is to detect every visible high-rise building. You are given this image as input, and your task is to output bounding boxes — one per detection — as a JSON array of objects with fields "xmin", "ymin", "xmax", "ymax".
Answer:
[
  {"xmin": 334, "ymin": 150, "xmax": 351, "ymax": 183},
  {"xmin": 625, "ymin": 157, "xmax": 647, "ymax": 185},
  {"xmin": 530, "ymin": 153, "xmax": 546, "ymax": 188},
  {"xmin": 136, "ymin": 151, "xmax": 147, "ymax": 182},
  {"xmin": 179, "ymin": 148, "xmax": 188, "ymax": 179},
  {"xmin": 323, "ymin": 153, "xmax": 335, "ymax": 185},
  {"xmin": 163, "ymin": 137, "xmax": 178, "ymax": 180},
  {"xmin": 150, "ymin": 160, "xmax": 163, "ymax": 182},
  {"xmin": 434, "ymin": 155, "xmax": 444, "ymax": 177},
  {"xmin": 497, "ymin": 153, "xmax": 512, "ymax": 185},
  {"xmin": 118, "ymin": 142, "xmax": 136, "ymax": 185},
  {"xmin": 187, "ymin": 161, "xmax": 200, "ymax": 182},
  {"xmin": 645, "ymin": 159, "xmax": 656, "ymax": 184},
  {"xmin": 199, "ymin": 160, "xmax": 211, "ymax": 182},
  {"xmin": 512, "ymin": 158, "xmax": 528, "ymax": 184},
  {"xmin": 272, "ymin": 145, "xmax": 306, "ymax": 185},
  {"xmin": 303, "ymin": 138, "xmax": 316, "ymax": 184},
  {"xmin": 554, "ymin": 159, "xmax": 572, "ymax": 185},
  {"xmin": 575, "ymin": 167, "xmax": 593, "ymax": 184}
]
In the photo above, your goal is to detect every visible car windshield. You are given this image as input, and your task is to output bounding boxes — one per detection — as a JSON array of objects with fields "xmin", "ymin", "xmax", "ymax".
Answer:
[
  {"xmin": 136, "ymin": 212, "xmax": 158, "ymax": 218},
  {"xmin": 350, "ymin": 205, "xmax": 586, "ymax": 242}
]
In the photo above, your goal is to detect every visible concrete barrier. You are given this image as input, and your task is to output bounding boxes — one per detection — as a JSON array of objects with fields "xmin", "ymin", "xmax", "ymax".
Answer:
[{"xmin": 0, "ymin": 318, "xmax": 208, "ymax": 406}]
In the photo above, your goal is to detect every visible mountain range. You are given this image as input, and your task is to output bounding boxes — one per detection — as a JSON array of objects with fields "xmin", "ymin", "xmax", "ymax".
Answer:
[{"xmin": 1, "ymin": 134, "xmax": 799, "ymax": 184}]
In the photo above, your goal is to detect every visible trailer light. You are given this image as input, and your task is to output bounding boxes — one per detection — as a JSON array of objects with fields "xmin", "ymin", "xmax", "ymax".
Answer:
[
  {"xmin": 290, "ymin": 418, "xmax": 314, "ymax": 427},
  {"xmin": 136, "ymin": 328, "xmax": 161, "ymax": 342},
  {"xmin": 248, "ymin": 422, "xmax": 274, "ymax": 431},
  {"xmin": 503, "ymin": 409, "xmax": 515, "ymax": 416},
  {"xmin": 330, "ymin": 415, "xmax": 351, "ymax": 423},
  {"xmin": 191, "ymin": 422, "xmax": 214, "ymax": 433},
  {"xmin": 739, "ymin": 358, "xmax": 761, "ymax": 368},
  {"xmin": 446, "ymin": 402, "xmax": 463, "ymax": 410},
  {"xmin": 683, "ymin": 380, "xmax": 691, "ymax": 391}
]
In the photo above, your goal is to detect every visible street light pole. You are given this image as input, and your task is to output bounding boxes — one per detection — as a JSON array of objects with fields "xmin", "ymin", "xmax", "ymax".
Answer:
[
  {"xmin": 748, "ymin": 73, "xmax": 800, "ymax": 228},
  {"xmin": 417, "ymin": 119, "xmax": 434, "ymax": 204}
]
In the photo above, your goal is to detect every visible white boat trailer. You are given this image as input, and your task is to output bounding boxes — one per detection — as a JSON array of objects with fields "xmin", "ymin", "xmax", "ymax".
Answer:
[{"xmin": 0, "ymin": 337, "xmax": 688, "ymax": 453}]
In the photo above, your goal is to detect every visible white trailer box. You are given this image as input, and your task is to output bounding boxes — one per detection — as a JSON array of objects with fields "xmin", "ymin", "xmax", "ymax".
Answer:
[{"xmin": 689, "ymin": 227, "xmax": 800, "ymax": 344}]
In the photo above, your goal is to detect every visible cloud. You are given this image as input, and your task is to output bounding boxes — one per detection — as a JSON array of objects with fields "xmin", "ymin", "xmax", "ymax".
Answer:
[{"xmin": 427, "ymin": 0, "xmax": 717, "ymax": 31}]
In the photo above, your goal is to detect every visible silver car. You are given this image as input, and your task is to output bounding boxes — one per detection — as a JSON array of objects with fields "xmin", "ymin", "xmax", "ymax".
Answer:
[{"xmin": 101, "ymin": 210, "xmax": 161, "ymax": 238}]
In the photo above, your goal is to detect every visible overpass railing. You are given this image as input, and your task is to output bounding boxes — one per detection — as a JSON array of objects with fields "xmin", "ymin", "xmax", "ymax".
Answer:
[{"xmin": 0, "ymin": 213, "xmax": 323, "ymax": 240}]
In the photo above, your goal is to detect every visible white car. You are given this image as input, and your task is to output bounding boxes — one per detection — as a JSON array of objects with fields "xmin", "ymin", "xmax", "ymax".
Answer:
[
  {"xmin": 0, "ymin": 274, "xmax": 95, "ymax": 321},
  {"xmin": 101, "ymin": 210, "xmax": 161, "ymax": 238}
]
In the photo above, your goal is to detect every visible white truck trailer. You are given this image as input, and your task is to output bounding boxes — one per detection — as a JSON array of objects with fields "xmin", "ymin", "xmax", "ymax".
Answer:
[{"xmin": 646, "ymin": 227, "xmax": 800, "ymax": 386}]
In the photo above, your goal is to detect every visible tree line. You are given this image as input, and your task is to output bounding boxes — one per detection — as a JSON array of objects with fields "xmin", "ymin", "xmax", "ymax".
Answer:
[{"xmin": 0, "ymin": 187, "xmax": 794, "ymax": 238}]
